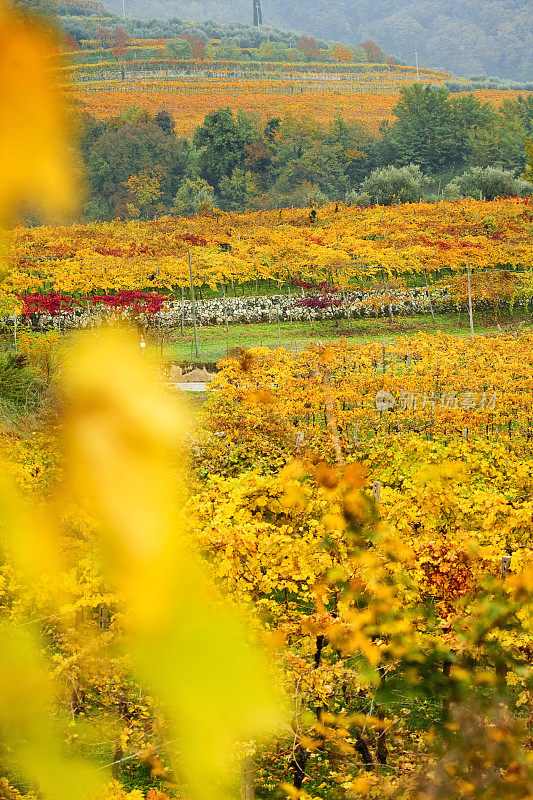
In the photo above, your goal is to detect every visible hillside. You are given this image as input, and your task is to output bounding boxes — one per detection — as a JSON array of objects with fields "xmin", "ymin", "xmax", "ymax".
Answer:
[{"xmin": 101, "ymin": 0, "xmax": 532, "ymax": 80}]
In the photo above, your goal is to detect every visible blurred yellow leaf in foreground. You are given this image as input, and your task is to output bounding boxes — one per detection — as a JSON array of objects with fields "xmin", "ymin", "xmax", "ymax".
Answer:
[
  {"xmin": 53, "ymin": 328, "xmax": 283, "ymax": 799},
  {"xmin": 0, "ymin": 329, "xmax": 284, "ymax": 798},
  {"xmin": 0, "ymin": 1, "xmax": 76, "ymax": 224}
]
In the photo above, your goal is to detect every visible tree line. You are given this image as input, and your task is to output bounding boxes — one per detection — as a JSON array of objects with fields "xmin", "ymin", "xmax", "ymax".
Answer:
[
  {"xmin": 24, "ymin": 0, "xmax": 383, "ymax": 63},
  {"xmin": 62, "ymin": 17, "xmax": 388, "ymax": 65},
  {"xmin": 100, "ymin": 0, "xmax": 533, "ymax": 82},
  {"xmin": 78, "ymin": 85, "xmax": 533, "ymax": 220}
]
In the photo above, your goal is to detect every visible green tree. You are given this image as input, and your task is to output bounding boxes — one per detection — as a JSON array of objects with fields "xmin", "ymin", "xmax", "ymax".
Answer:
[
  {"xmin": 276, "ymin": 114, "xmax": 324, "ymax": 161},
  {"xmin": 13, "ymin": 0, "xmax": 57, "ymax": 22},
  {"xmin": 218, "ymin": 168, "xmax": 257, "ymax": 210},
  {"xmin": 173, "ymin": 177, "xmax": 216, "ymax": 215},
  {"xmin": 469, "ymin": 116, "xmax": 529, "ymax": 172},
  {"xmin": 386, "ymin": 85, "xmax": 476, "ymax": 174},
  {"xmin": 216, "ymin": 40, "xmax": 241, "ymax": 60},
  {"xmin": 165, "ymin": 38, "xmax": 192, "ymax": 59},
  {"xmin": 349, "ymin": 45, "xmax": 368, "ymax": 62},
  {"xmin": 257, "ymin": 40, "xmax": 290, "ymax": 61},
  {"xmin": 326, "ymin": 117, "xmax": 376, "ymax": 184},
  {"xmin": 524, "ymin": 138, "xmax": 533, "ymax": 183},
  {"xmin": 277, "ymin": 144, "xmax": 349, "ymax": 199},
  {"xmin": 154, "ymin": 110, "xmax": 175, "ymax": 137},
  {"xmin": 193, "ymin": 108, "xmax": 258, "ymax": 188},
  {"xmin": 83, "ymin": 118, "xmax": 188, "ymax": 219},
  {"xmin": 500, "ymin": 93, "xmax": 533, "ymax": 134}
]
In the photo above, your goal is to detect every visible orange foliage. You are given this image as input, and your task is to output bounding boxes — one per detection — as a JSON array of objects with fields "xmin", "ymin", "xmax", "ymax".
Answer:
[
  {"xmin": 77, "ymin": 84, "xmax": 399, "ymax": 134},
  {"xmin": 75, "ymin": 78, "xmax": 524, "ymax": 137}
]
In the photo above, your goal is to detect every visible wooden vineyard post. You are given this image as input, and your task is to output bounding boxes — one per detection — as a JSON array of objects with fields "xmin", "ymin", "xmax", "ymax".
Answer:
[
  {"xmin": 382, "ymin": 343, "xmax": 386, "ymax": 374},
  {"xmin": 241, "ymin": 757, "xmax": 255, "ymax": 800},
  {"xmin": 97, "ymin": 602, "xmax": 110, "ymax": 629},
  {"xmin": 288, "ymin": 285, "xmax": 293, "ymax": 325},
  {"xmin": 277, "ymin": 307, "xmax": 282, "ymax": 347},
  {"xmin": 466, "ymin": 257, "xmax": 474, "ymax": 340},
  {"xmin": 188, "ymin": 248, "xmax": 199, "ymax": 358},
  {"xmin": 442, "ymin": 659, "xmax": 452, "ymax": 721},
  {"xmin": 222, "ymin": 282, "xmax": 229, "ymax": 334},
  {"xmin": 501, "ymin": 555, "xmax": 512, "ymax": 578},
  {"xmin": 424, "ymin": 268, "xmax": 435, "ymax": 324},
  {"xmin": 180, "ymin": 286, "xmax": 184, "ymax": 334},
  {"xmin": 342, "ymin": 285, "xmax": 349, "ymax": 319}
]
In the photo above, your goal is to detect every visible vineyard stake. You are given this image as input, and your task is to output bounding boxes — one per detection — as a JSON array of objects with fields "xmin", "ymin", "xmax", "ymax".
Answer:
[
  {"xmin": 288, "ymin": 285, "xmax": 293, "ymax": 325},
  {"xmin": 501, "ymin": 555, "xmax": 512, "ymax": 578},
  {"xmin": 222, "ymin": 282, "xmax": 229, "ymax": 334},
  {"xmin": 188, "ymin": 248, "xmax": 199, "ymax": 358},
  {"xmin": 424, "ymin": 268, "xmax": 435, "ymax": 324},
  {"xmin": 241, "ymin": 757, "xmax": 255, "ymax": 800},
  {"xmin": 466, "ymin": 257, "xmax": 474, "ymax": 340}
]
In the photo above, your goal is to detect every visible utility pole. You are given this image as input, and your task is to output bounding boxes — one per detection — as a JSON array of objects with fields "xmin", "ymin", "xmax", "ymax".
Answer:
[
  {"xmin": 122, "ymin": 0, "xmax": 126, "ymax": 19},
  {"xmin": 253, "ymin": 0, "xmax": 263, "ymax": 26}
]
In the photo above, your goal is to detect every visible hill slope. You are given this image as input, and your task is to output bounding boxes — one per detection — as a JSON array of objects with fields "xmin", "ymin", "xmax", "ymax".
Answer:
[{"xmin": 102, "ymin": 0, "xmax": 532, "ymax": 80}]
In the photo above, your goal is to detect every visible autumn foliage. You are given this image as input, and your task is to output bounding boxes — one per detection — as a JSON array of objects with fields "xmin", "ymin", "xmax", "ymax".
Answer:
[
  {"xmin": 4, "ymin": 199, "xmax": 531, "ymax": 311},
  {"xmin": 1, "ymin": 4, "xmax": 533, "ymax": 800}
]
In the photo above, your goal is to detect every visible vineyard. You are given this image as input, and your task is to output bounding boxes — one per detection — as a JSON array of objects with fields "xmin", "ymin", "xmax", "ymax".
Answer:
[
  {"xmin": 6, "ymin": 198, "xmax": 532, "ymax": 316},
  {"xmin": 1, "ymin": 5, "xmax": 533, "ymax": 800},
  {"xmin": 3, "ymin": 326, "xmax": 533, "ymax": 799},
  {"xmin": 75, "ymin": 84, "xmax": 526, "ymax": 137},
  {"xmin": 184, "ymin": 331, "xmax": 533, "ymax": 796},
  {"xmin": 61, "ymin": 38, "xmax": 528, "ymax": 134},
  {"xmin": 67, "ymin": 55, "xmax": 449, "ymax": 133},
  {"xmin": 75, "ymin": 79, "xmax": 406, "ymax": 135}
]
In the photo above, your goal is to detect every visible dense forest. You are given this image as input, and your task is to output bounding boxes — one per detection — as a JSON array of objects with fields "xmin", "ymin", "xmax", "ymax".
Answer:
[
  {"xmin": 100, "ymin": 0, "xmax": 532, "ymax": 81},
  {"xmin": 76, "ymin": 86, "xmax": 533, "ymax": 220}
]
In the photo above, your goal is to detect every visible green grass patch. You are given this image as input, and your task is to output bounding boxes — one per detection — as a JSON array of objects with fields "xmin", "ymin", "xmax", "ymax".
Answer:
[{"xmin": 156, "ymin": 311, "xmax": 533, "ymax": 366}]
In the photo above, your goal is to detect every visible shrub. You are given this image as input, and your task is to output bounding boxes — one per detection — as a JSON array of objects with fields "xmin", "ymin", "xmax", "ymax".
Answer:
[
  {"xmin": 354, "ymin": 164, "xmax": 430, "ymax": 205},
  {"xmin": 0, "ymin": 352, "xmax": 45, "ymax": 416},
  {"xmin": 445, "ymin": 167, "xmax": 533, "ymax": 201},
  {"xmin": 345, "ymin": 189, "xmax": 372, "ymax": 206}
]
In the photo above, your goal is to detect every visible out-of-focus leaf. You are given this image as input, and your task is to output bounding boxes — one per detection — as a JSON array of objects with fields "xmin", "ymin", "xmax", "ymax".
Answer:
[
  {"xmin": 0, "ymin": 625, "xmax": 101, "ymax": 800},
  {"xmin": 0, "ymin": 1, "xmax": 76, "ymax": 224},
  {"xmin": 61, "ymin": 328, "xmax": 285, "ymax": 799}
]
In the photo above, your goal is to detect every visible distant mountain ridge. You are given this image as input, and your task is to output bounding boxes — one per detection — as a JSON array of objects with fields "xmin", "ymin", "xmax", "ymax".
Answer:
[{"xmin": 101, "ymin": 0, "xmax": 532, "ymax": 80}]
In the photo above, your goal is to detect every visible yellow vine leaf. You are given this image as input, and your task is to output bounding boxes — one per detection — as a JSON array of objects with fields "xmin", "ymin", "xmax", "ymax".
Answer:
[{"xmin": 0, "ymin": 0, "xmax": 76, "ymax": 224}]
